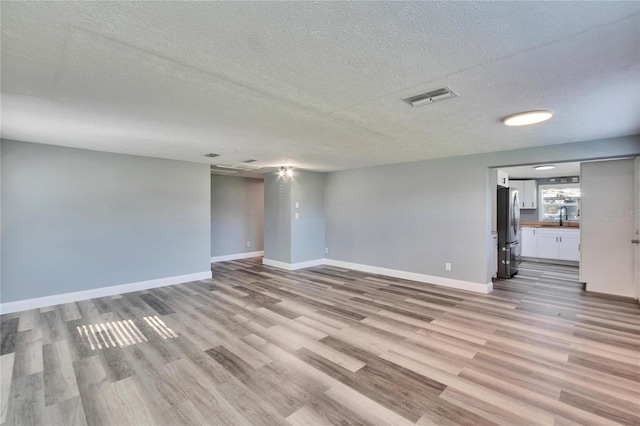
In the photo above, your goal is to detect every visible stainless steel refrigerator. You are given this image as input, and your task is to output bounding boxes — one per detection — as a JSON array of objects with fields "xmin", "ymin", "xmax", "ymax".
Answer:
[{"xmin": 497, "ymin": 186, "xmax": 521, "ymax": 278}]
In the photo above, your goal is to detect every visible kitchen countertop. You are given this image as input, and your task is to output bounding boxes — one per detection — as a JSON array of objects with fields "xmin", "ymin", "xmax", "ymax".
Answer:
[{"xmin": 520, "ymin": 221, "xmax": 580, "ymax": 229}]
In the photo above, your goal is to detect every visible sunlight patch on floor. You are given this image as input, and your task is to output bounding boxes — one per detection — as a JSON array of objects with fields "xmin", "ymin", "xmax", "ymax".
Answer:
[{"xmin": 76, "ymin": 316, "xmax": 176, "ymax": 350}]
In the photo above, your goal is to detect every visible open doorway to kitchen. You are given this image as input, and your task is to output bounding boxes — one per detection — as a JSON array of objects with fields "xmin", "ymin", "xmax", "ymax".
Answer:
[
  {"xmin": 501, "ymin": 162, "xmax": 581, "ymax": 266},
  {"xmin": 489, "ymin": 162, "xmax": 581, "ymax": 288},
  {"xmin": 490, "ymin": 157, "xmax": 639, "ymax": 301}
]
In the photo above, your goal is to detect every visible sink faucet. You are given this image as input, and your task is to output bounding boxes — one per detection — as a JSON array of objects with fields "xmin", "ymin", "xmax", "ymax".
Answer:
[{"xmin": 559, "ymin": 206, "xmax": 567, "ymax": 226}]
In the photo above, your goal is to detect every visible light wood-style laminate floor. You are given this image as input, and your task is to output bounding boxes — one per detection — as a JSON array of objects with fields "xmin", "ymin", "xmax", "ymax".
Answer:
[{"xmin": 1, "ymin": 259, "xmax": 639, "ymax": 425}]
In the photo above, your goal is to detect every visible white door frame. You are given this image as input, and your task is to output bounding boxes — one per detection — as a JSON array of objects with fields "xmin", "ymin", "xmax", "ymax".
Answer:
[{"xmin": 635, "ymin": 157, "xmax": 640, "ymax": 301}]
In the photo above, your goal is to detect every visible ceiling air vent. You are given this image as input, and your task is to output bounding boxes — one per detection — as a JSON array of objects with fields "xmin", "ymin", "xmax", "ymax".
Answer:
[
  {"xmin": 210, "ymin": 165, "xmax": 238, "ymax": 175},
  {"xmin": 210, "ymin": 163, "xmax": 262, "ymax": 175},
  {"xmin": 402, "ymin": 87, "xmax": 457, "ymax": 107},
  {"xmin": 242, "ymin": 159, "xmax": 257, "ymax": 163},
  {"xmin": 204, "ymin": 153, "xmax": 220, "ymax": 158},
  {"xmin": 227, "ymin": 163, "xmax": 262, "ymax": 171}
]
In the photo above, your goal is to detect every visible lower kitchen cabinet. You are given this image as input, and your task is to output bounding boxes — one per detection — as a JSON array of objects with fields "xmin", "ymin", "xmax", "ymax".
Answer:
[
  {"xmin": 558, "ymin": 231, "xmax": 580, "ymax": 261},
  {"xmin": 536, "ymin": 232, "xmax": 557, "ymax": 259},
  {"xmin": 536, "ymin": 228, "xmax": 580, "ymax": 261},
  {"xmin": 521, "ymin": 227, "xmax": 538, "ymax": 257}
]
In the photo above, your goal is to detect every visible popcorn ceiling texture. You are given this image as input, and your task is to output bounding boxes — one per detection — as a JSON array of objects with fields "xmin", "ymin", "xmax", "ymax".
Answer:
[{"xmin": 1, "ymin": 2, "xmax": 638, "ymax": 171}]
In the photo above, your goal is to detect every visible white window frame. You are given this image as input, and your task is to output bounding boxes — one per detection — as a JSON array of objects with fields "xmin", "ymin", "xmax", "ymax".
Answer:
[{"xmin": 538, "ymin": 183, "xmax": 581, "ymax": 222}]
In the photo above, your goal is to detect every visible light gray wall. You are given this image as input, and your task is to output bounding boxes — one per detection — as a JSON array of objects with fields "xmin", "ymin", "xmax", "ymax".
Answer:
[
  {"xmin": 291, "ymin": 171, "xmax": 325, "ymax": 263},
  {"xmin": 580, "ymin": 159, "xmax": 636, "ymax": 297},
  {"xmin": 264, "ymin": 173, "xmax": 291, "ymax": 263},
  {"xmin": 0, "ymin": 142, "xmax": 2, "ymax": 291},
  {"xmin": 1, "ymin": 140, "xmax": 211, "ymax": 303},
  {"xmin": 264, "ymin": 171, "xmax": 325, "ymax": 264},
  {"xmin": 326, "ymin": 155, "xmax": 486, "ymax": 283},
  {"xmin": 325, "ymin": 135, "xmax": 640, "ymax": 286},
  {"xmin": 519, "ymin": 208, "xmax": 539, "ymax": 223},
  {"xmin": 211, "ymin": 175, "xmax": 264, "ymax": 257}
]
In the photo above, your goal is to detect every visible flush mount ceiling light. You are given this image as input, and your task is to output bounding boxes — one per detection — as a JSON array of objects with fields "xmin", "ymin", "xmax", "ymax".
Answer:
[
  {"xmin": 278, "ymin": 167, "xmax": 294, "ymax": 178},
  {"xmin": 534, "ymin": 165, "xmax": 556, "ymax": 171},
  {"xmin": 503, "ymin": 110, "xmax": 553, "ymax": 126}
]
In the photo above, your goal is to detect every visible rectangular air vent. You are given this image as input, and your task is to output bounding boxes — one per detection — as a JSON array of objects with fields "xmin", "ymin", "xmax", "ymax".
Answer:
[
  {"xmin": 210, "ymin": 165, "xmax": 238, "ymax": 175},
  {"xmin": 204, "ymin": 153, "xmax": 220, "ymax": 158},
  {"xmin": 242, "ymin": 159, "xmax": 257, "ymax": 163},
  {"xmin": 403, "ymin": 87, "xmax": 457, "ymax": 107},
  {"xmin": 210, "ymin": 163, "xmax": 262, "ymax": 175},
  {"xmin": 223, "ymin": 163, "xmax": 261, "ymax": 171}
]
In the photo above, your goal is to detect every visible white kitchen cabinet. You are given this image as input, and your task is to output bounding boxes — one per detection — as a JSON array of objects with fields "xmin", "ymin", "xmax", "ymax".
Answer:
[
  {"xmin": 523, "ymin": 180, "xmax": 538, "ymax": 209},
  {"xmin": 510, "ymin": 180, "xmax": 537, "ymax": 209},
  {"xmin": 492, "ymin": 234, "xmax": 498, "ymax": 278},
  {"xmin": 558, "ymin": 231, "xmax": 580, "ymax": 261},
  {"xmin": 536, "ymin": 228, "xmax": 580, "ymax": 261},
  {"xmin": 536, "ymin": 231, "xmax": 558, "ymax": 259},
  {"xmin": 521, "ymin": 227, "xmax": 538, "ymax": 257},
  {"xmin": 496, "ymin": 170, "xmax": 509, "ymax": 188}
]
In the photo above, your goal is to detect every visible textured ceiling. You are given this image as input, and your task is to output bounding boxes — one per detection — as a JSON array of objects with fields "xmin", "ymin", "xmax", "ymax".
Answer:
[{"xmin": 1, "ymin": 2, "xmax": 639, "ymax": 172}]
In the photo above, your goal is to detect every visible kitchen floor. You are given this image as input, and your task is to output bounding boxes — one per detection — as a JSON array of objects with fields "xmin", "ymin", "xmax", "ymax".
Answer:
[{"xmin": 1, "ymin": 259, "xmax": 638, "ymax": 425}]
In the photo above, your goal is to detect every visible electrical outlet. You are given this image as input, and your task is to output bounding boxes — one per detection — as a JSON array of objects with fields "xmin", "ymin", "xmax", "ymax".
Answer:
[
  {"xmin": 247, "ymin": 241, "xmax": 251, "ymax": 247},
  {"xmin": 295, "ymin": 202, "xmax": 299, "ymax": 209},
  {"xmin": 445, "ymin": 262, "xmax": 452, "ymax": 271},
  {"xmin": 295, "ymin": 212, "xmax": 299, "ymax": 219},
  {"xmin": 325, "ymin": 247, "xmax": 329, "ymax": 254}
]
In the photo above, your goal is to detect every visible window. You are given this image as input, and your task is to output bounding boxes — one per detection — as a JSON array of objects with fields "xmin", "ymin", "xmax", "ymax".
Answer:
[{"xmin": 539, "ymin": 183, "xmax": 581, "ymax": 221}]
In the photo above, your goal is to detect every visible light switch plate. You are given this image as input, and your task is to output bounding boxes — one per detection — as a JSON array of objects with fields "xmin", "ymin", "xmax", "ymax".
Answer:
[
  {"xmin": 295, "ymin": 212, "xmax": 299, "ymax": 219},
  {"xmin": 295, "ymin": 202, "xmax": 299, "ymax": 208}
]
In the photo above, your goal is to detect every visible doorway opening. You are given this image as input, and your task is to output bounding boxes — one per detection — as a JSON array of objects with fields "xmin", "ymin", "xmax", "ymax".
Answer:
[{"xmin": 489, "ymin": 157, "xmax": 639, "ymax": 300}]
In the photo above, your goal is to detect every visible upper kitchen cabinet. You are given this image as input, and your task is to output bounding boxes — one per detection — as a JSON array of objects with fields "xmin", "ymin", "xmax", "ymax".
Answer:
[
  {"xmin": 523, "ymin": 180, "xmax": 538, "ymax": 209},
  {"xmin": 510, "ymin": 180, "xmax": 537, "ymax": 209},
  {"xmin": 496, "ymin": 169, "xmax": 509, "ymax": 188}
]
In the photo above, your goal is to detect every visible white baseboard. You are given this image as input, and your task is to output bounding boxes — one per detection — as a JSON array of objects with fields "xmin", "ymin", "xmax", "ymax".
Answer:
[
  {"xmin": 0, "ymin": 271, "xmax": 213, "ymax": 315},
  {"xmin": 211, "ymin": 251, "xmax": 264, "ymax": 263},
  {"xmin": 262, "ymin": 257, "xmax": 491, "ymax": 294},
  {"xmin": 324, "ymin": 259, "xmax": 492, "ymax": 294},
  {"xmin": 262, "ymin": 258, "xmax": 325, "ymax": 271}
]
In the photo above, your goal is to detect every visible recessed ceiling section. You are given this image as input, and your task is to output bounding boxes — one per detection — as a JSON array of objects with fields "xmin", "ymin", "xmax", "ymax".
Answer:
[
  {"xmin": 501, "ymin": 162, "xmax": 581, "ymax": 179},
  {"xmin": 1, "ymin": 2, "xmax": 638, "ymax": 171}
]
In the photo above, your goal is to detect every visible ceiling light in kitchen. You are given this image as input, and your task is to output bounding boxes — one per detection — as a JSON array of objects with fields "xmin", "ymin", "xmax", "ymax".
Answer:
[
  {"xmin": 534, "ymin": 165, "xmax": 556, "ymax": 171},
  {"xmin": 278, "ymin": 167, "xmax": 294, "ymax": 178},
  {"xmin": 503, "ymin": 111, "xmax": 553, "ymax": 126}
]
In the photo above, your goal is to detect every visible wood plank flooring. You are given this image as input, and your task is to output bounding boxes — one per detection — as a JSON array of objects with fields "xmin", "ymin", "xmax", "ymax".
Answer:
[{"xmin": 1, "ymin": 259, "xmax": 639, "ymax": 425}]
